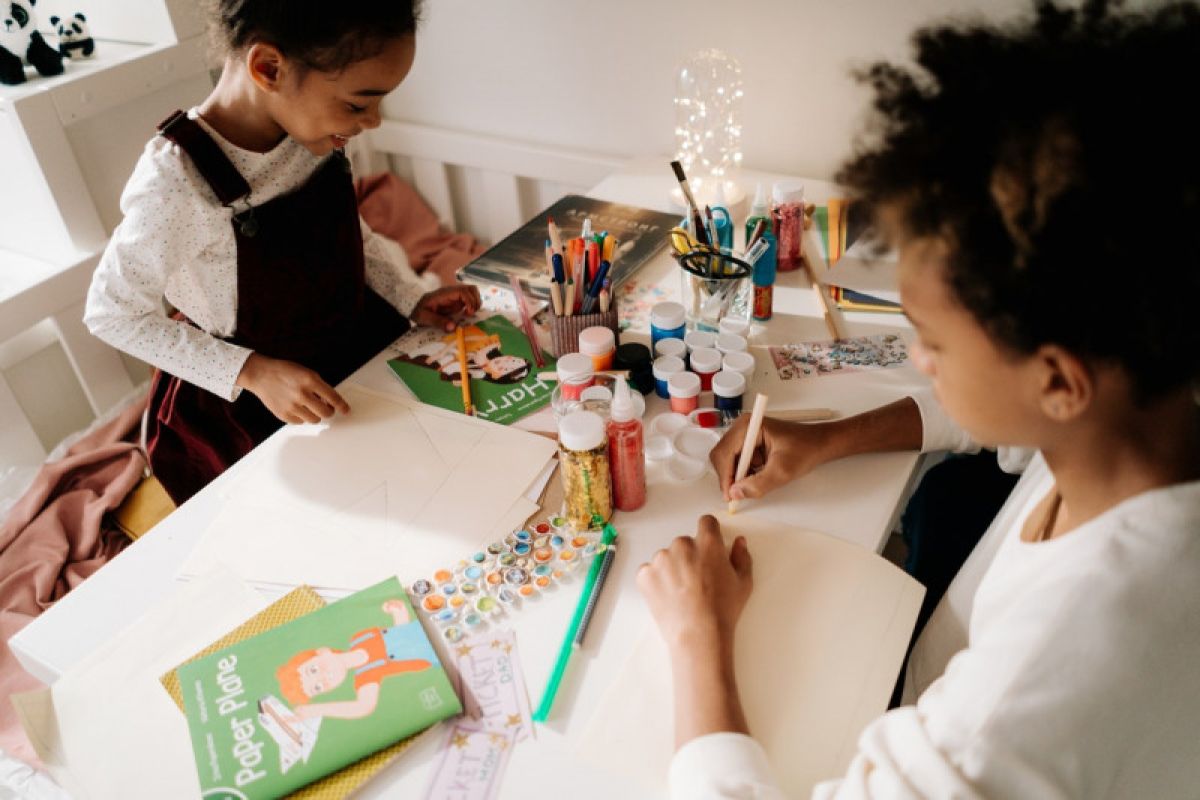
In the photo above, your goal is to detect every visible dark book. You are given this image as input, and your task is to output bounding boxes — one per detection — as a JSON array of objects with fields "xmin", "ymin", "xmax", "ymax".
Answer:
[{"xmin": 457, "ymin": 195, "xmax": 680, "ymax": 300}]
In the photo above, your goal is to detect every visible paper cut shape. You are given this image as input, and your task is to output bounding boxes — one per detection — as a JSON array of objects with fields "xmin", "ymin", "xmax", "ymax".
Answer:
[{"xmin": 576, "ymin": 512, "xmax": 924, "ymax": 796}]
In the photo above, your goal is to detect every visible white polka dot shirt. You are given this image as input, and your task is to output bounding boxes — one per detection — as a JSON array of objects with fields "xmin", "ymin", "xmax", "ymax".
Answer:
[{"xmin": 84, "ymin": 109, "xmax": 430, "ymax": 401}]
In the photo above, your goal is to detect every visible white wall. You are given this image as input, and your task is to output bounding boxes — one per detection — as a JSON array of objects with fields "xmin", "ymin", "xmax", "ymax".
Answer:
[{"xmin": 386, "ymin": 0, "xmax": 1040, "ymax": 182}]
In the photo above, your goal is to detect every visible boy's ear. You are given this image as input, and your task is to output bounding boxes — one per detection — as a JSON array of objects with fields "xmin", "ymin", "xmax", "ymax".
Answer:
[
  {"xmin": 1035, "ymin": 344, "xmax": 1093, "ymax": 422},
  {"xmin": 246, "ymin": 43, "xmax": 286, "ymax": 92}
]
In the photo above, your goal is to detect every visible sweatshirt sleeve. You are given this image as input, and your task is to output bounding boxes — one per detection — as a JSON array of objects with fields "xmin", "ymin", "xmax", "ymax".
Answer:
[
  {"xmin": 360, "ymin": 217, "xmax": 438, "ymax": 318},
  {"xmin": 669, "ymin": 732, "xmax": 786, "ymax": 800},
  {"xmin": 909, "ymin": 387, "xmax": 979, "ymax": 455},
  {"xmin": 83, "ymin": 146, "xmax": 252, "ymax": 401}
]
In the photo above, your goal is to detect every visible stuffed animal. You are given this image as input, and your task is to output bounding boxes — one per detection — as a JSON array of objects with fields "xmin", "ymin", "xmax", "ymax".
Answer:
[
  {"xmin": 0, "ymin": 0, "xmax": 64, "ymax": 85},
  {"xmin": 50, "ymin": 12, "xmax": 92, "ymax": 60}
]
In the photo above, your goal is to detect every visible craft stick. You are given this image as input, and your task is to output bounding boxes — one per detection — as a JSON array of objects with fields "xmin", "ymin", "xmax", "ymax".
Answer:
[
  {"xmin": 766, "ymin": 408, "xmax": 838, "ymax": 422},
  {"xmin": 456, "ymin": 326, "xmax": 473, "ymax": 416},
  {"xmin": 728, "ymin": 392, "xmax": 769, "ymax": 514},
  {"xmin": 802, "ymin": 260, "xmax": 847, "ymax": 340}
]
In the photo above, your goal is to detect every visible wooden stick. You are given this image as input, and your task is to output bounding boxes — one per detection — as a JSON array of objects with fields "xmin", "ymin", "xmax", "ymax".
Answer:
[
  {"xmin": 456, "ymin": 326, "xmax": 473, "ymax": 417},
  {"xmin": 728, "ymin": 393, "xmax": 769, "ymax": 514},
  {"xmin": 766, "ymin": 408, "xmax": 838, "ymax": 422}
]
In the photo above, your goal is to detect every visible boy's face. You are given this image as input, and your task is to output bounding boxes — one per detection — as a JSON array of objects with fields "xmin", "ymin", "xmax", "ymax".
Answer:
[
  {"xmin": 899, "ymin": 238, "xmax": 1043, "ymax": 448},
  {"xmin": 266, "ymin": 35, "xmax": 416, "ymax": 157},
  {"xmin": 298, "ymin": 647, "xmax": 348, "ymax": 698}
]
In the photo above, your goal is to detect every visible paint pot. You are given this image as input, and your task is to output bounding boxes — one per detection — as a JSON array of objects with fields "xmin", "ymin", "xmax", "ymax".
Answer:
[
  {"xmin": 667, "ymin": 371, "xmax": 702, "ymax": 414},
  {"xmin": 683, "ymin": 330, "xmax": 717, "ymax": 366},
  {"xmin": 556, "ymin": 352, "xmax": 595, "ymax": 401},
  {"xmin": 645, "ymin": 434, "xmax": 673, "ymax": 461},
  {"xmin": 715, "ymin": 333, "xmax": 747, "ymax": 356},
  {"xmin": 667, "ymin": 454, "xmax": 707, "ymax": 482},
  {"xmin": 433, "ymin": 608, "xmax": 457, "ymax": 625},
  {"xmin": 497, "ymin": 587, "xmax": 518, "ymax": 605},
  {"xmin": 444, "ymin": 626, "xmax": 464, "ymax": 643},
  {"xmin": 688, "ymin": 407, "xmax": 723, "ymax": 429},
  {"xmin": 422, "ymin": 595, "xmax": 446, "ymax": 612},
  {"xmin": 513, "ymin": 542, "xmax": 532, "ymax": 556},
  {"xmin": 718, "ymin": 316, "xmax": 751, "ymax": 338},
  {"xmin": 615, "ymin": 342, "xmax": 655, "ymax": 395},
  {"xmin": 460, "ymin": 582, "xmax": 478, "ymax": 594},
  {"xmin": 653, "ymin": 354, "xmax": 685, "ymax": 399},
  {"xmin": 535, "ymin": 522, "xmax": 551, "ymax": 535},
  {"xmin": 650, "ymin": 412, "xmax": 692, "ymax": 438},
  {"xmin": 463, "ymin": 612, "xmax": 484, "ymax": 628},
  {"xmin": 504, "ymin": 567, "xmax": 529, "ymax": 585},
  {"xmin": 650, "ymin": 301, "xmax": 687, "ymax": 347},
  {"xmin": 514, "ymin": 529, "xmax": 532, "ymax": 542},
  {"xmin": 463, "ymin": 565, "xmax": 484, "ymax": 581},
  {"xmin": 441, "ymin": 583, "xmax": 458, "ymax": 596},
  {"xmin": 688, "ymin": 347, "xmax": 722, "ymax": 391},
  {"xmin": 550, "ymin": 515, "xmax": 569, "ymax": 534},
  {"xmin": 654, "ymin": 336, "xmax": 687, "ymax": 361},
  {"xmin": 476, "ymin": 596, "xmax": 498, "ymax": 614},
  {"xmin": 578, "ymin": 326, "xmax": 616, "ymax": 372},
  {"xmin": 410, "ymin": 579, "xmax": 433, "ymax": 596},
  {"xmin": 433, "ymin": 569, "xmax": 453, "ymax": 584},
  {"xmin": 671, "ymin": 425, "xmax": 721, "ymax": 462},
  {"xmin": 711, "ymin": 369, "xmax": 746, "ymax": 416},
  {"xmin": 722, "ymin": 350, "xmax": 755, "ymax": 389}
]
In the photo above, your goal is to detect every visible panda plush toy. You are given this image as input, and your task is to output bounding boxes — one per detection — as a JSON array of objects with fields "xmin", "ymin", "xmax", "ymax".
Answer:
[
  {"xmin": 50, "ymin": 12, "xmax": 93, "ymax": 60},
  {"xmin": 0, "ymin": 0, "xmax": 64, "ymax": 85}
]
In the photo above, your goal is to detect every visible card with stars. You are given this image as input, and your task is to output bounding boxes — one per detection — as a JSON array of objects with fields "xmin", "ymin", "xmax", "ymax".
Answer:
[
  {"xmin": 424, "ymin": 723, "xmax": 517, "ymax": 800},
  {"xmin": 453, "ymin": 629, "xmax": 534, "ymax": 742}
]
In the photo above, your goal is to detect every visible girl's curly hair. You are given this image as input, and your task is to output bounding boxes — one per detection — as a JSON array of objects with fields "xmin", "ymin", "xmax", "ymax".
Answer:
[{"xmin": 837, "ymin": 0, "xmax": 1200, "ymax": 401}]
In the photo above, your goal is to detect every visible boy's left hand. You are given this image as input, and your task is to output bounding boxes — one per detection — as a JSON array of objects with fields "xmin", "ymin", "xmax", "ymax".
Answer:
[
  {"xmin": 637, "ymin": 515, "xmax": 754, "ymax": 654},
  {"xmin": 412, "ymin": 285, "xmax": 482, "ymax": 331}
]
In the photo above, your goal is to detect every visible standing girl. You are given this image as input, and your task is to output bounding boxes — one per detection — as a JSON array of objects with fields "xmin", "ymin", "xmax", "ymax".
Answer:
[{"xmin": 85, "ymin": 1, "xmax": 479, "ymax": 504}]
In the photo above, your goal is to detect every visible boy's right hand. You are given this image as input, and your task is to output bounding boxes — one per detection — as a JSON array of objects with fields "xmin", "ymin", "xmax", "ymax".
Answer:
[
  {"xmin": 236, "ymin": 353, "xmax": 350, "ymax": 424},
  {"xmin": 710, "ymin": 416, "xmax": 834, "ymax": 503}
]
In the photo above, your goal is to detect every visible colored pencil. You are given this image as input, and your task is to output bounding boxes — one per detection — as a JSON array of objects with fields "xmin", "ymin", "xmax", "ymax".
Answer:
[{"xmin": 456, "ymin": 325, "xmax": 473, "ymax": 416}]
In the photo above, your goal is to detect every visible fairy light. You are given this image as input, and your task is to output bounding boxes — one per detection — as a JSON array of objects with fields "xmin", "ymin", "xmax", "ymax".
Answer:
[{"xmin": 673, "ymin": 49, "xmax": 744, "ymax": 206}]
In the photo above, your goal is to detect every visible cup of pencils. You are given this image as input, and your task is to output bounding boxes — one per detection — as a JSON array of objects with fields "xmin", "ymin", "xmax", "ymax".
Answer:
[
  {"xmin": 670, "ymin": 224, "xmax": 758, "ymax": 331},
  {"xmin": 546, "ymin": 216, "xmax": 620, "ymax": 358}
]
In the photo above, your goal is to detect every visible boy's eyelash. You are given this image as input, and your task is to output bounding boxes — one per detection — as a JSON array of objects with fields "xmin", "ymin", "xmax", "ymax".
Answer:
[{"xmin": 346, "ymin": 103, "xmax": 366, "ymax": 113}]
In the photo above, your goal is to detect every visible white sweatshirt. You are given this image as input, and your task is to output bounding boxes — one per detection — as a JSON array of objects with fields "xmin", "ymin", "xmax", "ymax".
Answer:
[{"xmin": 670, "ymin": 400, "xmax": 1200, "ymax": 799}]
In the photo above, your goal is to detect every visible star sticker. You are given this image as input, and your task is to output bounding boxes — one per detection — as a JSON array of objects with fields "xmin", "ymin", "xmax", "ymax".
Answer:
[
  {"xmin": 456, "ymin": 643, "xmax": 473, "ymax": 658},
  {"xmin": 490, "ymin": 639, "xmax": 503, "ymax": 650},
  {"xmin": 506, "ymin": 713, "xmax": 522, "ymax": 728},
  {"xmin": 502, "ymin": 643, "xmax": 513, "ymax": 654},
  {"xmin": 489, "ymin": 733, "xmax": 508, "ymax": 749},
  {"xmin": 451, "ymin": 732, "xmax": 471, "ymax": 749}
]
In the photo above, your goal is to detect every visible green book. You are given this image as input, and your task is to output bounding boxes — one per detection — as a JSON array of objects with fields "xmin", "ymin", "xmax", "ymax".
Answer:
[
  {"xmin": 177, "ymin": 577, "xmax": 461, "ymax": 799},
  {"xmin": 387, "ymin": 314, "xmax": 557, "ymax": 425}
]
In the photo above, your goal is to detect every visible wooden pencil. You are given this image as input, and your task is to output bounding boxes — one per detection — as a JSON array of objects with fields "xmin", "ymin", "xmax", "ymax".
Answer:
[
  {"xmin": 728, "ymin": 392, "xmax": 769, "ymax": 514},
  {"xmin": 456, "ymin": 325, "xmax": 473, "ymax": 416}
]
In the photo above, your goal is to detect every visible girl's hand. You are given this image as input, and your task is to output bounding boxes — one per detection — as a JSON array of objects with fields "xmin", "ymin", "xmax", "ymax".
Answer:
[
  {"xmin": 236, "ymin": 353, "xmax": 350, "ymax": 424},
  {"xmin": 412, "ymin": 285, "xmax": 483, "ymax": 331},
  {"xmin": 709, "ymin": 415, "xmax": 833, "ymax": 503},
  {"xmin": 637, "ymin": 515, "xmax": 753, "ymax": 652}
]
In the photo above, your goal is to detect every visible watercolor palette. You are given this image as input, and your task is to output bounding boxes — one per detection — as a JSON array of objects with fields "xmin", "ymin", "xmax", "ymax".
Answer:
[{"xmin": 407, "ymin": 516, "xmax": 608, "ymax": 641}]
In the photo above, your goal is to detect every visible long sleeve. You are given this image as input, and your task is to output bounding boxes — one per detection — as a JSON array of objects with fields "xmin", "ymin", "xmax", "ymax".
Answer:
[
  {"xmin": 909, "ymin": 387, "xmax": 978, "ymax": 455},
  {"xmin": 670, "ymin": 733, "xmax": 786, "ymax": 800},
  {"xmin": 84, "ymin": 145, "xmax": 252, "ymax": 401},
  {"xmin": 360, "ymin": 216, "xmax": 437, "ymax": 317}
]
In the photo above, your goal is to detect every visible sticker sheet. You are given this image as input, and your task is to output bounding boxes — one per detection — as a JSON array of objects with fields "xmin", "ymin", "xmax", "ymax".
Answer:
[{"xmin": 768, "ymin": 334, "xmax": 908, "ymax": 380}]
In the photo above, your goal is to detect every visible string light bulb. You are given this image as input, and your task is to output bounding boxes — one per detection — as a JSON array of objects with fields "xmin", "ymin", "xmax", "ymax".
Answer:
[{"xmin": 673, "ymin": 48, "xmax": 745, "ymax": 208}]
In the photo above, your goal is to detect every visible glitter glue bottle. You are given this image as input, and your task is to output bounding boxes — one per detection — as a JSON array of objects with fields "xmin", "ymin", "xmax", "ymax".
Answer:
[
  {"xmin": 558, "ymin": 410, "xmax": 613, "ymax": 530},
  {"xmin": 752, "ymin": 231, "xmax": 777, "ymax": 322},
  {"xmin": 744, "ymin": 182, "xmax": 769, "ymax": 245},
  {"xmin": 771, "ymin": 180, "xmax": 805, "ymax": 272},
  {"xmin": 607, "ymin": 377, "xmax": 646, "ymax": 511}
]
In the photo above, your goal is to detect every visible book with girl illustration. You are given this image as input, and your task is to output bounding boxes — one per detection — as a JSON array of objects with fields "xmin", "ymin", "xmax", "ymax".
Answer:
[
  {"xmin": 175, "ymin": 577, "xmax": 460, "ymax": 799},
  {"xmin": 386, "ymin": 314, "xmax": 557, "ymax": 425}
]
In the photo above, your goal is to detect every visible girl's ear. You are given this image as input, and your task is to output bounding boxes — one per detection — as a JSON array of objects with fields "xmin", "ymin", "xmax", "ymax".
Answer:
[
  {"xmin": 1035, "ymin": 344, "xmax": 1094, "ymax": 422},
  {"xmin": 246, "ymin": 43, "xmax": 286, "ymax": 92}
]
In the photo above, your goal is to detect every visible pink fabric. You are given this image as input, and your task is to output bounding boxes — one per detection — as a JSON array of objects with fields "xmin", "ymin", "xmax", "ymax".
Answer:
[
  {"xmin": 355, "ymin": 172, "xmax": 484, "ymax": 286},
  {"xmin": 0, "ymin": 401, "xmax": 143, "ymax": 766}
]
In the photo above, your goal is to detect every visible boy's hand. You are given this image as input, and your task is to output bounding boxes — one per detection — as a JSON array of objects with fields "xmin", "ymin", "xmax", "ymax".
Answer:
[
  {"xmin": 236, "ymin": 353, "xmax": 349, "ymax": 424},
  {"xmin": 636, "ymin": 515, "xmax": 753, "ymax": 652},
  {"xmin": 412, "ymin": 285, "xmax": 482, "ymax": 332},
  {"xmin": 709, "ymin": 416, "xmax": 832, "ymax": 503}
]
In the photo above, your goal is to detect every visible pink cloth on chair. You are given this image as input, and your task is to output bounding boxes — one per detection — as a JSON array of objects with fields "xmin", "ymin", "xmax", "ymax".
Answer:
[
  {"xmin": 0, "ymin": 401, "xmax": 143, "ymax": 766},
  {"xmin": 355, "ymin": 172, "xmax": 484, "ymax": 286}
]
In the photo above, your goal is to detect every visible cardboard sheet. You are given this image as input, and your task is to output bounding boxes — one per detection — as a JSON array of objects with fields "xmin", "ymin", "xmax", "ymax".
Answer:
[
  {"xmin": 180, "ymin": 384, "xmax": 557, "ymax": 591},
  {"xmin": 576, "ymin": 512, "xmax": 924, "ymax": 795}
]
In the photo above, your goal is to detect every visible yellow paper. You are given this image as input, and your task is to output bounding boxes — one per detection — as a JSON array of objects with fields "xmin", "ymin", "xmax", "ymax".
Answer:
[{"xmin": 576, "ymin": 512, "xmax": 924, "ymax": 795}]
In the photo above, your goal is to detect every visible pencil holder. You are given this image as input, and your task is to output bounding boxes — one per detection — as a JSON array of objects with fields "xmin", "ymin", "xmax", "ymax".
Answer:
[
  {"xmin": 676, "ymin": 250, "xmax": 753, "ymax": 333},
  {"xmin": 549, "ymin": 309, "xmax": 620, "ymax": 358}
]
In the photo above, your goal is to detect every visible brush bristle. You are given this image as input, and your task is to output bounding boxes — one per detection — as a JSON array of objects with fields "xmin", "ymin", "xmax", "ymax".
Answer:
[{"xmin": 670, "ymin": 160, "xmax": 687, "ymax": 183}]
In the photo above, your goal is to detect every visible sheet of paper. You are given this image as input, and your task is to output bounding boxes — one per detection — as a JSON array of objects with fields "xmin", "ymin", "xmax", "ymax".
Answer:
[
  {"xmin": 822, "ymin": 239, "xmax": 901, "ymax": 304},
  {"xmin": 13, "ymin": 570, "xmax": 266, "ymax": 800},
  {"xmin": 180, "ymin": 384, "xmax": 557, "ymax": 591},
  {"xmin": 575, "ymin": 512, "xmax": 924, "ymax": 796}
]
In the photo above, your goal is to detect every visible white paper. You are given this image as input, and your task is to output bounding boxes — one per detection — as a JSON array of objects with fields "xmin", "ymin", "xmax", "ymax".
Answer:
[
  {"xmin": 13, "ymin": 570, "xmax": 267, "ymax": 800},
  {"xmin": 822, "ymin": 240, "xmax": 900, "ymax": 304},
  {"xmin": 179, "ymin": 384, "xmax": 557, "ymax": 591},
  {"xmin": 576, "ymin": 512, "xmax": 924, "ymax": 796}
]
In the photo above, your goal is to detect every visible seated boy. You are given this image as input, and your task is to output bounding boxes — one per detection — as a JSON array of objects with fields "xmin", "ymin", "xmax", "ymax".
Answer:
[{"xmin": 637, "ymin": 1, "xmax": 1200, "ymax": 796}]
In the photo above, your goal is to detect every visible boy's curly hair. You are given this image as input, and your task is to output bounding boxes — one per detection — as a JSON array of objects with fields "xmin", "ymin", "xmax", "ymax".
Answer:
[{"xmin": 837, "ymin": 0, "xmax": 1200, "ymax": 401}]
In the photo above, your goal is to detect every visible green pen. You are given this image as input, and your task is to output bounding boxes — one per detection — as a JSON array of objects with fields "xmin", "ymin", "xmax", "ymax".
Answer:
[{"xmin": 532, "ymin": 520, "xmax": 619, "ymax": 722}]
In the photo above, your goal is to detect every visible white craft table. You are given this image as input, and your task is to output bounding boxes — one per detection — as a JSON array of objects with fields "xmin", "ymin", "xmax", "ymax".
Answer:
[{"xmin": 9, "ymin": 161, "xmax": 930, "ymax": 798}]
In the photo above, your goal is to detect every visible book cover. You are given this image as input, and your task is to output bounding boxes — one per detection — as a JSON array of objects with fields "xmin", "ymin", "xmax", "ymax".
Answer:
[
  {"xmin": 814, "ymin": 204, "xmax": 902, "ymax": 314},
  {"xmin": 177, "ymin": 577, "xmax": 461, "ymax": 800},
  {"xmin": 457, "ymin": 194, "xmax": 679, "ymax": 300},
  {"xmin": 387, "ymin": 314, "xmax": 557, "ymax": 425}
]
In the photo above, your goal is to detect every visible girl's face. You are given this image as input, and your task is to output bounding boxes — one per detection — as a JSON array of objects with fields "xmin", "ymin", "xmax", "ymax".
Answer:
[
  {"xmin": 268, "ymin": 35, "xmax": 416, "ymax": 156},
  {"xmin": 899, "ymin": 238, "xmax": 1045, "ymax": 448}
]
